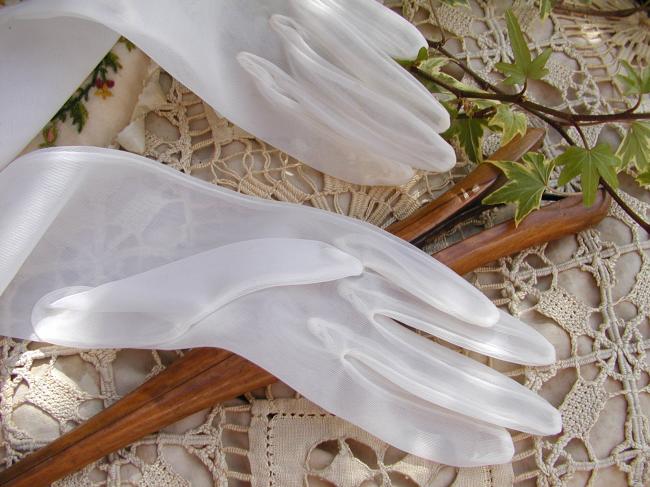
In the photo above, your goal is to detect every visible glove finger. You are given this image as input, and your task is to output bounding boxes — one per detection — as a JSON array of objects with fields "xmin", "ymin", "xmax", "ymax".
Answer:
[
  {"xmin": 32, "ymin": 238, "xmax": 362, "ymax": 347},
  {"xmin": 167, "ymin": 289, "xmax": 516, "ymax": 467},
  {"xmin": 336, "ymin": 233, "xmax": 499, "ymax": 327},
  {"xmin": 289, "ymin": 0, "xmax": 451, "ymax": 134},
  {"xmin": 236, "ymin": 51, "xmax": 417, "ymax": 184},
  {"xmin": 269, "ymin": 15, "xmax": 455, "ymax": 172},
  {"xmin": 295, "ymin": 0, "xmax": 427, "ymax": 61},
  {"xmin": 340, "ymin": 316, "xmax": 561, "ymax": 436},
  {"xmin": 339, "ymin": 273, "xmax": 556, "ymax": 366}
]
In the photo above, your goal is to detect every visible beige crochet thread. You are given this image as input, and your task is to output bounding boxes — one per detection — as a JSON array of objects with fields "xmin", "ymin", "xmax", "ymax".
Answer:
[{"xmin": 1, "ymin": 0, "xmax": 650, "ymax": 485}]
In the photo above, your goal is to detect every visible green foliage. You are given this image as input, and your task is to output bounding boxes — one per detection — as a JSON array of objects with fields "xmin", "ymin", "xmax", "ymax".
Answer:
[
  {"xmin": 101, "ymin": 51, "xmax": 122, "ymax": 72},
  {"xmin": 617, "ymin": 121, "xmax": 650, "ymax": 187},
  {"xmin": 615, "ymin": 60, "xmax": 650, "ymax": 96},
  {"xmin": 418, "ymin": 56, "xmax": 487, "ymax": 94},
  {"xmin": 556, "ymin": 144, "xmax": 620, "ymax": 206},
  {"xmin": 538, "ymin": 0, "xmax": 557, "ymax": 19},
  {"xmin": 444, "ymin": 114, "xmax": 487, "ymax": 163},
  {"xmin": 495, "ymin": 10, "xmax": 552, "ymax": 85},
  {"xmin": 418, "ymin": 56, "xmax": 449, "ymax": 75},
  {"xmin": 488, "ymin": 105, "xmax": 527, "ymax": 145},
  {"xmin": 483, "ymin": 153, "xmax": 555, "ymax": 225},
  {"xmin": 396, "ymin": 46, "xmax": 429, "ymax": 68},
  {"xmin": 637, "ymin": 171, "xmax": 650, "ymax": 189},
  {"xmin": 438, "ymin": 0, "xmax": 470, "ymax": 6},
  {"xmin": 119, "ymin": 36, "xmax": 136, "ymax": 52},
  {"xmin": 69, "ymin": 100, "xmax": 89, "ymax": 132}
]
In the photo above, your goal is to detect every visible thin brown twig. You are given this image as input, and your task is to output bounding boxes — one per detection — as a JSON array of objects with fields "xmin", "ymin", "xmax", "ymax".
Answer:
[
  {"xmin": 428, "ymin": 40, "xmax": 650, "ymax": 125},
  {"xmin": 413, "ymin": 65, "xmax": 577, "ymax": 145},
  {"xmin": 420, "ymin": 18, "xmax": 648, "ymax": 230},
  {"xmin": 554, "ymin": 0, "xmax": 650, "ymax": 18},
  {"xmin": 600, "ymin": 178, "xmax": 650, "ymax": 233}
]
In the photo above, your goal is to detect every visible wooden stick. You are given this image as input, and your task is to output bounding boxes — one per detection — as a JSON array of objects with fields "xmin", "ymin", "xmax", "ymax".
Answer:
[
  {"xmin": 2, "ymin": 129, "xmax": 605, "ymax": 487},
  {"xmin": 386, "ymin": 128, "xmax": 545, "ymax": 243}
]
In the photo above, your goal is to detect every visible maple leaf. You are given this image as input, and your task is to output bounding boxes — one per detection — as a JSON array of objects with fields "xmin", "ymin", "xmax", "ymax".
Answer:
[
  {"xmin": 556, "ymin": 144, "xmax": 620, "ymax": 206},
  {"xmin": 444, "ymin": 117, "xmax": 487, "ymax": 163},
  {"xmin": 489, "ymin": 105, "xmax": 527, "ymax": 145},
  {"xmin": 617, "ymin": 121, "xmax": 650, "ymax": 189},
  {"xmin": 617, "ymin": 121, "xmax": 650, "ymax": 172},
  {"xmin": 495, "ymin": 10, "xmax": 552, "ymax": 86},
  {"xmin": 615, "ymin": 60, "xmax": 650, "ymax": 96},
  {"xmin": 483, "ymin": 153, "xmax": 554, "ymax": 225},
  {"xmin": 539, "ymin": 0, "xmax": 557, "ymax": 19},
  {"xmin": 637, "ymin": 171, "xmax": 650, "ymax": 189}
]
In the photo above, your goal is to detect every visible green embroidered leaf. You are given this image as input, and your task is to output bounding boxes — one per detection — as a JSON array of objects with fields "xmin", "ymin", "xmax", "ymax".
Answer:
[
  {"xmin": 483, "ymin": 153, "xmax": 554, "ymax": 225},
  {"xmin": 489, "ymin": 105, "xmax": 527, "ymax": 145},
  {"xmin": 556, "ymin": 144, "xmax": 620, "ymax": 206},
  {"xmin": 102, "ymin": 51, "xmax": 123, "ymax": 72},
  {"xmin": 617, "ymin": 121, "xmax": 650, "ymax": 174},
  {"xmin": 70, "ymin": 100, "xmax": 89, "ymax": 132},
  {"xmin": 119, "ymin": 36, "xmax": 136, "ymax": 52},
  {"xmin": 615, "ymin": 60, "xmax": 650, "ymax": 96},
  {"xmin": 444, "ymin": 117, "xmax": 486, "ymax": 163},
  {"xmin": 495, "ymin": 10, "xmax": 552, "ymax": 85}
]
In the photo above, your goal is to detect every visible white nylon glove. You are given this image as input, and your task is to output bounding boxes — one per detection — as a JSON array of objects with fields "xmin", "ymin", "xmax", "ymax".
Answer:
[
  {"xmin": 0, "ymin": 0, "xmax": 455, "ymax": 184},
  {"xmin": 0, "ymin": 147, "xmax": 560, "ymax": 466}
]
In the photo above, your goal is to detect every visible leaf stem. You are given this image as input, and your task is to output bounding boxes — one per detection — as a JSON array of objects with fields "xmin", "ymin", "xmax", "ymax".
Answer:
[{"xmin": 427, "ymin": 40, "xmax": 650, "ymax": 125}]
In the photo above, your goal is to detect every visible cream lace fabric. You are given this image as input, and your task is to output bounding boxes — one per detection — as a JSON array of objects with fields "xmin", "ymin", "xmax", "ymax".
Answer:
[{"xmin": 1, "ymin": 0, "xmax": 650, "ymax": 485}]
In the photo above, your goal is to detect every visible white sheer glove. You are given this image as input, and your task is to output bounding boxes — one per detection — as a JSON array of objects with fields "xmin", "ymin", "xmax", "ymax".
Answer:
[
  {"xmin": 0, "ymin": 0, "xmax": 455, "ymax": 184},
  {"xmin": 0, "ymin": 147, "xmax": 560, "ymax": 466}
]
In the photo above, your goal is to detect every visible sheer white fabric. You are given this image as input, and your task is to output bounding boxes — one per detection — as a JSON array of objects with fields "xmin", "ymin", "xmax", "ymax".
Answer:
[
  {"xmin": 0, "ymin": 147, "xmax": 560, "ymax": 466},
  {"xmin": 0, "ymin": 0, "xmax": 454, "ymax": 184}
]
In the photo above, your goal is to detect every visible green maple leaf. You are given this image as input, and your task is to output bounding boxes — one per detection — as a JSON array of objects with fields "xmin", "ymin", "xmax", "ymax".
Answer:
[
  {"xmin": 615, "ymin": 60, "xmax": 650, "ymax": 96},
  {"xmin": 617, "ymin": 121, "xmax": 650, "ymax": 172},
  {"xmin": 495, "ymin": 10, "xmax": 552, "ymax": 85},
  {"xmin": 418, "ymin": 56, "xmax": 449, "ymax": 75},
  {"xmin": 444, "ymin": 117, "xmax": 486, "ymax": 163},
  {"xmin": 539, "ymin": 0, "xmax": 557, "ymax": 19},
  {"xmin": 418, "ymin": 56, "xmax": 487, "ymax": 94},
  {"xmin": 396, "ymin": 46, "xmax": 429, "ymax": 68},
  {"xmin": 556, "ymin": 144, "xmax": 620, "ymax": 206},
  {"xmin": 489, "ymin": 104, "xmax": 527, "ymax": 145},
  {"xmin": 637, "ymin": 171, "xmax": 650, "ymax": 189},
  {"xmin": 483, "ymin": 153, "xmax": 554, "ymax": 225}
]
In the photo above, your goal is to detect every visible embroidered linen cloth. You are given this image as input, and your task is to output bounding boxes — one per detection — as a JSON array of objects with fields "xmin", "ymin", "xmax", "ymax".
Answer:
[{"xmin": 1, "ymin": 1, "xmax": 649, "ymax": 485}]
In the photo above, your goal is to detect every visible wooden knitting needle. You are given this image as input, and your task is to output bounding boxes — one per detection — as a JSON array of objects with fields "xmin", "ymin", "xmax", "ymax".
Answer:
[{"xmin": 1, "ymin": 130, "xmax": 609, "ymax": 487}]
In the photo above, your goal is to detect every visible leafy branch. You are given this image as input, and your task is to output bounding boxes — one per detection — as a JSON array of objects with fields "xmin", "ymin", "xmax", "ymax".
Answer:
[
  {"xmin": 440, "ymin": 0, "xmax": 650, "ymax": 20},
  {"xmin": 409, "ymin": 7, "xmax": 650, "ymax": 232},
  {"xmin": 552, "ymin": 0, "xmax": 650, "ymax": 18}
]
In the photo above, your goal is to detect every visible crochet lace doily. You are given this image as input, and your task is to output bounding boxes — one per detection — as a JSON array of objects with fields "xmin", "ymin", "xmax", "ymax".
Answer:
[{"xmin": 1, "ymin": 1, "xmax": 650, "ymax": 486}]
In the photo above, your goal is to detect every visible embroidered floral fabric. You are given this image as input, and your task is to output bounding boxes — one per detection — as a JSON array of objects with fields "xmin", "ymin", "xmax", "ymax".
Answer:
[{"xmin": 1, "ymin": 0, "xmax": 649, "ymax": 485}]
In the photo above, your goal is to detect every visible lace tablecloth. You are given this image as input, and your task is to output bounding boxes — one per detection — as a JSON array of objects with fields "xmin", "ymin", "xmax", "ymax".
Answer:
[{"xmin": 1, "ymin": 1, "xmax": 649, "ymax": 486}]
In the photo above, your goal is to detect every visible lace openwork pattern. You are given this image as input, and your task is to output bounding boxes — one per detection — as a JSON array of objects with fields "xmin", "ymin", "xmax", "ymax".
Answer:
[{"xmin": 1, "ymin": 0, "xmax": 649, "ymax": 485}]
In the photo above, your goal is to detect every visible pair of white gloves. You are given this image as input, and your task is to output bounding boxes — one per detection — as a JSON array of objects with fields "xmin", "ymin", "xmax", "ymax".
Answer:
[{"xmin": 0, "ymin": 0, "xmax": 561, "ymax": 467}]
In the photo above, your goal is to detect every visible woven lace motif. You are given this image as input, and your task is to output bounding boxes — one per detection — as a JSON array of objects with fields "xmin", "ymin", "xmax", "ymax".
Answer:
[{"xmin": 1, "ymin": 0, "xmax": 650, "ymax": 485}]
